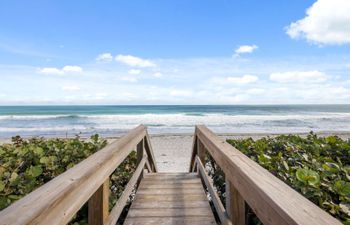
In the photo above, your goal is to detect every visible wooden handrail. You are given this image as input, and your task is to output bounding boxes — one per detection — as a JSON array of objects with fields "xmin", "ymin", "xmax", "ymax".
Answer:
[
  {"xmin": 190, "ymin": 125, "xmax": 341, "ymax": 225},
  {"xmin": 0, "ymin": 125, "xmax": 157, "ymax": 225},
  {"xmin": 195, "ymin": 156, "xmax": 232, "ymax": 225}
]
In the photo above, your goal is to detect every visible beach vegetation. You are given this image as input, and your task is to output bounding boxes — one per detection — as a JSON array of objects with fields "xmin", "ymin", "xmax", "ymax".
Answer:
[
  {"xmin": 0, "ymin": 135, "xmax": 137, "ymax": 224},
  {"xmin": 206, "ymin": 132, "xmax": 350, "ymax": 224}
]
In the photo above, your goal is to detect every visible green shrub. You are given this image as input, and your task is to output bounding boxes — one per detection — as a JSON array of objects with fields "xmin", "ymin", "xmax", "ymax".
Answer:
[
  {"xmin": 0, "ymin": 135, "xmax": 137, "ymax": 225},
  {"xmin": 206, "ymin": 132, "xmax": 350, "ymax": 224}
]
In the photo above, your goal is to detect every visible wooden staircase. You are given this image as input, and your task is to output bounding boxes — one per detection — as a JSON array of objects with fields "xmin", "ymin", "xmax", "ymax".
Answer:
[
  {"xmin": 124, "ymin": 173, "xmax": 216, "ymax": 225},
  {"xmin": 0, "ymin": 125, "xmax": 342, "ymax": 225}
]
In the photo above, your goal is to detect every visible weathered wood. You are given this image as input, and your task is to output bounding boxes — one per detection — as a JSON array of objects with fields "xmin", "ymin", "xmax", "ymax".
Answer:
[
  {"xmin": 226, "ymin": 178, "xmax": 245, "ymax": 225},
  {"xmin": 124, "ymin": 173, "xmax": 216, "ymax": 225},
  {"xmin": 196, "ymin": 156, "xmax": 232, "ymax": 225},
  {"xmin": 189, "ymin": 136, "xmax": 198, "ymax": 172},
  {"xmin": 144, "ymin": 131, "xmax": 158, "ymax": 172},
  {"xmin": 136, "ymin": 139, "xmax": 144, "ymax": 186},
  {"xmin": 124, "ymin": 217, "xmax": 216, "ymax": 225},
  {"xmin": 194, "ymin": 125, "xmax": 341, "ymax": 225},
  {"xmin": 88, "ymin": 179, "xmax": 109, "ymax": 225},
  {"xmin": 105, "ymin": 157, "xmax": 147, "ymax": 225},
  {"xmin": 0, "ymin": 125, "xmax": 151, "ymax": 225},
  {"xmin": 197, "ymin": 138, "xmax": 206, "ymax": 165}
]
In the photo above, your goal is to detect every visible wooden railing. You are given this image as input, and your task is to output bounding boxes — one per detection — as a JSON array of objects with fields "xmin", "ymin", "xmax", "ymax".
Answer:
[
  {"xmin": 0, "ymin": 125, "xmax": 157, "ymax": 225},
  {"xmin": 190, "ymin": 125, "xmax": 342, "ymax": 225}
]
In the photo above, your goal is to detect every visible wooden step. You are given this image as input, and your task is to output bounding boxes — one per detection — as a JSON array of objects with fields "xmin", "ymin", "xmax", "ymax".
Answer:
[{"xmin": 124, "ymin": 172, "xmax": 217, "ymax": 225}]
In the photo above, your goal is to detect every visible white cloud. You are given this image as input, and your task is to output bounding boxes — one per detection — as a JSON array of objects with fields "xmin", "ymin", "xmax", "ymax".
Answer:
[
  {"xmin": 246, "ymin": 88, "xmax": 265, "ymax": 95},
  {"xmin": 270, "ymin": 70, "xmax": 328, "ymax": 83},
  {"xmin": 286, "ymin": 0, "xmax": 350, "ymax": 45},
  {"xmin": 120, "ymin": 76, "xmax": 138, "ymax": 82},
  {"xmin": 115, "ymin": 55, "xmax": 156, "ymax": 67},
  {"xmin": 226, "ymin": 75, "xmax": 258, "ymax": 84},
  {"xmin": 234, "ymin": 45, "xmax": 258, "ymax": 56},
  {"xmin": 96, "ymin": 53, "xmax": 113, "ymax": 61},
  {"xmin": 61, "ymin": 85, "xmax": 80, "ymax": 91},
  {"xmin": 38, "ymin": 67, "xmax": 64, "ymax": 75},
  {"xmin": 38, "ymin": 65, "xmax": 82, "ymax": 75},
  {"xmin": 169, "ymin": 90, "xmax": 193, "ymax": 97},
  {"xmin": 128, "ymin": 69, "xmax": 141, "ymax": 75},
  {"xmin": 153, "ymin": 72, "xmax": 163, "ymax": 78},
  {"xmin": 62, "ymin": 65, "xmax": 83, "ymax": 73}
]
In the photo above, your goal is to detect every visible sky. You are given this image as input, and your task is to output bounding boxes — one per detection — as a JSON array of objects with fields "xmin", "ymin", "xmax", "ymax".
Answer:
[{"xmin": 0, "ymin": 0, "xmax": 350, "ymax": 105}]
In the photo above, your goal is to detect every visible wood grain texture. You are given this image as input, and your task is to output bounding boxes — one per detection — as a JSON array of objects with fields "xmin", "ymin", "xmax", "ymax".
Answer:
[
  {"xmin": 0, "ymin": 125, "xmax": 151, "ymax": 225},
  {"xmin": 195, "ymin": 156, "xmax": 232, "ymax": 225},
  {"xmin": 88, "ymin": 179, "xmax": 109, "ymax": 225},
  {"xmin": 226, "ymin": 178, "xmax": 245, "ymax": 225},
  {"xmin": 124, "ymin": 173, "xmax": 216, "ymax": 225},
  {"xmin": 105, "ymin": 157, "xmax": 147, "ymax": 225},
  {"xmin": 194, "ymin": 125, "xmax": 341, "ymax": 225}
]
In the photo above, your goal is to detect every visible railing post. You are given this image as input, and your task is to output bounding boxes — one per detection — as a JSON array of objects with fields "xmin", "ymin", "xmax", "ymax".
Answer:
[
  {"xmin": 136, "ymin": 139, "xmax": 144, "ymax": 185},
  {"xmin": 197, "ymin": 138, "xmax": 206, "ymax": 165},
  {"xmin": 88, "ymin": 179, "xmax": 109, "ymax": 225},
  {"xmin": 226, "ymin": 178, "xmax": 245, "ymax": 225}
]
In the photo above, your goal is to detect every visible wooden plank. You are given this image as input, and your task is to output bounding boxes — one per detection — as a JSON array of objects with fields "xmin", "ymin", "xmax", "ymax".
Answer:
[
  {"xmin": 226, "ymin": 178, "xmax": 245, "ymax": 225},
  {"xmin": 130, "ymin": 200, "xmax": 212, "ymax": 209},
  {"xmin": 141, "ymin": 179, "xmax": 202, "ymax": 185},
  {"xmin": 197, "ymin": 138, "xmax": 206, "ymax": 165},
  {"xmin": 138, "ymin": 183, "xmax": 203, "ymax": 189},
  {"xmin": 88, "ymin": 179, "xmax": 109, "ymax": 225},
  {"xmin": 124, "ymin": 217, "xmax": 216, "ymax": 225},
  {"xmin": 127, "ymin": 208, "xmax": 214, "ymax": 217},
  {"xmin": 105, "ymin": 157, "xmax": 147, "ymax": 225},
  {"xmin": 144, "ymin": 132, "xmax": 158, "ymax": 172},
  {"xmin": 125, "ymin": 172, "xmax": 217, "ymax": 225},
  {"xmin": 195, "ymin": 125, "xmax": 341, "ymax": 225},
  {"xmin": 143, "ymin": 174, "xmax": 199, "ymax": 181},
  {"xmin": 196, "ymin": 156, "xmax": 232, "ymax": 225},
  {"xmin": 136, "ymin": 139, "xmax": 144, "ymax": 186},
  {"xmin": 136, "ymin": 188, "xmax": 205, "ymax": 195},
  {"xmin": 134, "ymin": 194, "xmax": 208, "ymax": 201},
  {"xmin": 0, "ymin": 125, "xmax": 147, "ymax": 225}
]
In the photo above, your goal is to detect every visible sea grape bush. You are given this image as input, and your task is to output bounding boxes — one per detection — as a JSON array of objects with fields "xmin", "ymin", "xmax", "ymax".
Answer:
[
  {"xmin": 0, "ymin": 135, "xmax": 137, "ymax": 225},
  {"xmin": 206, "ymin": 132, "xmax": 350, "ymax": 224}
]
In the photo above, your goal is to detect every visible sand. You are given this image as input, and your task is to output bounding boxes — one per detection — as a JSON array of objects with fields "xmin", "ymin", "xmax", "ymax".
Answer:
[{"xmin": 1, "ymin": 131, "xmax": 350, "ymax": 172}]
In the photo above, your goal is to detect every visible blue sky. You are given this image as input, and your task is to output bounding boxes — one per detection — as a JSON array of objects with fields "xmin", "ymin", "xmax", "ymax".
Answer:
[{"xmin": 0, "ymin": 0, "xmax": 350, "ymax": 105}]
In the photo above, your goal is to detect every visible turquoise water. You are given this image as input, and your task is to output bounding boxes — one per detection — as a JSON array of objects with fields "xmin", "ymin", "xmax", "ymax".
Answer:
[{"xmin": 0, "ymin": 105, "xmax": 350, "ymax": 137}]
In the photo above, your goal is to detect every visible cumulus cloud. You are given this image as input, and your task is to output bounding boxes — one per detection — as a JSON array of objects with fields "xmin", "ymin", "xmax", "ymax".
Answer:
[
  {"xmin": 115, "ymin": 55, "xmax": 156, "ymax": 67},
  {"xmin": 38, "ymin": 65, "xmax": 83, "ymax": 75},
  {"xmin": 286, "ymin": 0, "xmax": 350, "ymax": 45},
  {"xmin": 234, "ymin": 45, "xmax": 258, "ymax": 56},
  {"xmin": 61, "ymin": 85, "xmax": 80, "ymax": 91},
  {"xmin": 62, "ymin": 65, "xmax": 83, "ymax": 73},
  {"xmin": 270, "ymin": 70, "xmax": 328, "ymax": 83},
  {"xmin": 128, "ymin": 69, "xmax": 141, "ymax": 75},
  {"xmin": 120, "ymin": 76, "xmax": 138, "ymax": 82},
  {"xmin": 227, "ymin": 75, "xmax": 258, "ymax": 84},
  {"xmin": 153, "ymin": 72, "xmax": 163, "ymax": 78},
  {"xmin": 96, "ymin": 53, "xmax": 113, "ymax": 61}
]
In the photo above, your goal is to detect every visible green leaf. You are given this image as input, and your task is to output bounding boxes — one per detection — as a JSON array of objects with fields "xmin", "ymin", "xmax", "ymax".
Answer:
[
  {"xmin": 333, "ymin": 180, "xmax": 350, "ymax": 197},
  {"xmin": 296, "ymin": 168, "xmax": 320, "ymax": 186},
  {"xmin": 9, "ymin": 172, "xmax": 18, "ymax": 183},
  {"xmin": 0, "ymin": 181, "xmax": 5, "ymax": 192},
  {"xmin": 27, "ymin": 166, "xmax": 43, "ymax": 178},
  {"xmin": 322, "ymin": 162, "xmax": 340, "ymax": 173}
]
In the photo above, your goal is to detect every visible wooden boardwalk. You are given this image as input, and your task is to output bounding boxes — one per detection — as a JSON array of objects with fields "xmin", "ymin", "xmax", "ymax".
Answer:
[
  {"xmin": 0, "ymin": 125, "xmax": 342, "ymax": 225},
  {"xmin": 124, "ymin": 173, "xmax": 216, "ymax": 225}
]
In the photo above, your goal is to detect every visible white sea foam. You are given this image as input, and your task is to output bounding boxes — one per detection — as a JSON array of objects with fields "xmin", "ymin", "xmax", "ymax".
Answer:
[{"xmin": 1, "ymin": 112, "xmax": 350, "ymax": 136}]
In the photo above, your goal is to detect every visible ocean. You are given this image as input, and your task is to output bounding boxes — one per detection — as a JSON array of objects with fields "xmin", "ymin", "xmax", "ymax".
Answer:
[{"xmin": 0, "ymin": 105, "xmax": 350, "ymax": 138}]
